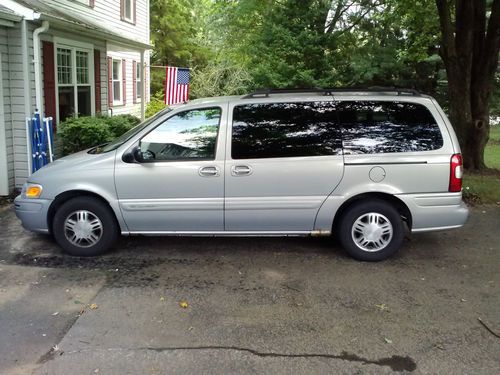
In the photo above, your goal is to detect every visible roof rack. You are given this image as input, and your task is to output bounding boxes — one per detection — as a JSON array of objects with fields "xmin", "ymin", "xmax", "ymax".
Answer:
[{"xmin": 241, "ymin": 87, "xmax": 421, "ymax": 99}]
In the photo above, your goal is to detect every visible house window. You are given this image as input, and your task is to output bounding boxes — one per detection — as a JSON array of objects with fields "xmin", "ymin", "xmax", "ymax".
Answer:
[
  {"xmin": 136, "ymin": 63, "xmax": 141, "ymax": 100},
  {"xmin": 112, "ymin": 59, "xmax": 122, "ymax": 104},
  {"xmin": 121, "ymin": 0, "xmax": 135, "ymax": 23},
  {"xmin": 56, "ymin": 46, "xmax": 93, "ymax": 122}
]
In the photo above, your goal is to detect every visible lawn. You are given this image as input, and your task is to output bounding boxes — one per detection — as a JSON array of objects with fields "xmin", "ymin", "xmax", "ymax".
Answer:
[{"xmin": 462, "ymin": 126, "xmax": 500, "ymax": 204}]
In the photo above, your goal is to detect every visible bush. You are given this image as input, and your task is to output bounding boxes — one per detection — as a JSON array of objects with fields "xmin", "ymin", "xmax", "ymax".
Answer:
[
  {"xmin": 146, "ymin": 92, "xmax": 167, "ymax": 118},
  {"xmin": 58, "ymin": 114, "xmax": 140, "ymax": 155},
  {"xmin": 105, "ymin": 114, "xmax": 140, "ymax": 138}
]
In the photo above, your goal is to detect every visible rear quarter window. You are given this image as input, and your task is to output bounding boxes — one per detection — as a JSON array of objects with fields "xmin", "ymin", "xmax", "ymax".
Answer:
[{"xmin": 338, "ymin": 101, "xmax": 443, "ymax": 154}]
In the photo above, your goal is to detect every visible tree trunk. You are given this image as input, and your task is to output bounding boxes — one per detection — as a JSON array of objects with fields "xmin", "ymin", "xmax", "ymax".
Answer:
[{"xmin": 435, "ymin": 0, "xmax": 500, "ymax": 171}]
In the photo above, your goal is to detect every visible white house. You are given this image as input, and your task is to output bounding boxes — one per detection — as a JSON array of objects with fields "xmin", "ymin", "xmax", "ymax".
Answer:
[{"xmin": 0, "ymin": 0, "xmax": 151, "ymax": 196}]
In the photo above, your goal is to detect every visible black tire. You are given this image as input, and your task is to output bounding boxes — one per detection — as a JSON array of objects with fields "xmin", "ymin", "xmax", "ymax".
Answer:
[
  {"xmin": 52, "ymin": 196, "xmax": 118, "ymax": 256},
  {"xmin": 338, "ymin": 200, "xmax": 405, "ymax": 261}
]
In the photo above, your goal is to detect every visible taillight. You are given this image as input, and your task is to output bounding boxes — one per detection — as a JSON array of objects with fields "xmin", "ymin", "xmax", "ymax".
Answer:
[{"xmin": 449, "ymin": 153, "xmax": 463, "ymax": 192}]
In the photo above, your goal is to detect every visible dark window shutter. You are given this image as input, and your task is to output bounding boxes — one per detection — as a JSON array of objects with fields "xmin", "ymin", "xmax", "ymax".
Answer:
[
  {"xmin": 107, "ymin": 57, "xmax": 113, "ymax": 107},
  {"xmin": 89, "ymin": 0, "xmax": 95, "ymax": 7},
  {"xmin": 94, "ymin": 50, "xmax": 101, "ymax": 113},
  {"xmin": 132, "ymin": 60, "xmax": 137, "ymax": 104},
  {"xmin": 122, "ymin": 59, "xmax": 126, "ymax": 105},
  {"xmin": 42, "ymin": 41, "xmax": 56, "ymax": 127},
  {"xmin": 120, "ymin": 0, "xmax": 124, "ymax": 20}
]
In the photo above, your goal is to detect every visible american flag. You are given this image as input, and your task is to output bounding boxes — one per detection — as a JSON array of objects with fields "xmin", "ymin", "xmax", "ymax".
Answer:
[{"xmin": 164, "ymin": 66, "xmax": 190, "ymax": 105}]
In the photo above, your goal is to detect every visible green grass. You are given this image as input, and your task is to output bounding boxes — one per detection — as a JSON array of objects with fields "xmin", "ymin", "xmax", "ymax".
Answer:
[
  {"xmin": 485, "ymin": 126, "xmax": 500, "ymax": 169},
  {"xmin": 462, "ymin": 126, "xmax": 500, "ymax": 204}
]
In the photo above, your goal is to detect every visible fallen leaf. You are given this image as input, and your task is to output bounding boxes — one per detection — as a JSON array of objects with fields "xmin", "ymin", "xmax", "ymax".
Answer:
[
  {"xmin": 52, "ymin": 312, "xmax": 59, "ymax": 316},
  {"xmin": 434, "ymin": 343, "xmax": 445, "ymax": 350},
  {"xmin": 375, "ymin": 303, "xmax": 388, "ymax": 311},
  {"xmin": 461, "ymin": 298, "xmax": 467, "ymax": 302},
  {"xmin": 179, "ymin": 301, "xmax": 188, "ymax": 308},
  {"xmin": 160, "ymin": 297, "xmax": 165, "ymax": 302},
  {"xmin": 89, "ymin": 303, "xmax": 98, "ymax": 310},
  {"xmin": 188, "ymin": 326, "xmax": 194, "ymax": 331},
  {"xmin": 384, "ymin": 337, "xmax": 392, "ymax": 344}
]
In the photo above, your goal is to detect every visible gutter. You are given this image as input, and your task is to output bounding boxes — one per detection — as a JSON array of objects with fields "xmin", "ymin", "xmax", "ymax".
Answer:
[
  {"xmin": 40, "ymin": 14, "xmax": 151, "ymax": 50},
  {"xmin": 33, "ymin": 20, "xmax": 50, "ymax": 114}
]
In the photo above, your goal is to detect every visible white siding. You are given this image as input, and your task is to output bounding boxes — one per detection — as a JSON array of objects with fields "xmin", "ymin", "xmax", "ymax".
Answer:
[
  {"xmin": 107, "ymin": 45, "xmax": 150, "ymax": 117},
  {"xmin": 7, "ymin": 22, "xmax": 36, "ymax": 190},
  {"xmin": 0, "ymin": 26, "xmax": 13, "ymax": 194},
  {"xmin": 43, "ymin": 0, "xmax": 149, "ymax": 45}
]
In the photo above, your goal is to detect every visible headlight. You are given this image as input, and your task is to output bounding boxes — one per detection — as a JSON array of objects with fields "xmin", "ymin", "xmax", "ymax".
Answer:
[{"xmin": 23, "ymin": 183, "xmax": 43, "ymax": 199}]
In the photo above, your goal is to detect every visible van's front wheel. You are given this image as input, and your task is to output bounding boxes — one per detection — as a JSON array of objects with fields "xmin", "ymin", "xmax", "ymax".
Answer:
[
  {"xmin": 338, "ymin": 200, "xmax": 405, "ymax": 261},
  {"xmin": 53, "ymin": 197, "xmax": 118, "ymax": 256}
]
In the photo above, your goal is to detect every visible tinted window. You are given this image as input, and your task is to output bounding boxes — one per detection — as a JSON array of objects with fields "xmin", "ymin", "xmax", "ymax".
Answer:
[
  {"xmin": 140, "ymin": 107, "xmax": 221, "ymax": 161},
  {"xmin": 232, "ymin": 102, "xmax": 342, "ymax": 159},
  {"xmin": 338, "ymin": 101, "xmax": 443, "ymax": 154}
]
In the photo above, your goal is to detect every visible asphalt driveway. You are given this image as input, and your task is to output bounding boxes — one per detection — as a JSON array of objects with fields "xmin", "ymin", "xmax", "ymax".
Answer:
[{"xmin": 0, "ymin": 204, "xmax": 499, "ymax": 374}]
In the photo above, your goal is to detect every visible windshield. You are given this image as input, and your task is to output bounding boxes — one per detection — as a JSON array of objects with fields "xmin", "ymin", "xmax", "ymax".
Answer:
[{"xmin": 90, "ymin": 108, "xmax": 172, "ymax": 154}]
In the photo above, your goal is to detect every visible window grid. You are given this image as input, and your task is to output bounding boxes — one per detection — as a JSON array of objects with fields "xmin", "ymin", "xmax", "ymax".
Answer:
[
  {"xmin": 136, "ymin": 63, "xmax": 142, "ymax": 99},
  {"xmin": 112, "ymin": 59, "xmax": 122, "ymax": 103},
  {"xmin": 57, "ymin": 48, "xmax": 72, "ymax": 85},
  {"xmin": 76, "ymin": 51, "xmax": 89, "ymax": 85}
]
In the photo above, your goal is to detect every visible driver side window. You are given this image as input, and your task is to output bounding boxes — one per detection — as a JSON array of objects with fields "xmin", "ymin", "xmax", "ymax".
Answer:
[{"xmin": 140, "ymin": 107, "xmax": 221, "ymax": 161}]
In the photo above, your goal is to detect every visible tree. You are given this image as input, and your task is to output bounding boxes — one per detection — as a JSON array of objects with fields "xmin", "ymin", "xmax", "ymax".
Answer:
[
  {"xmin": 150, "ymin": 0, "xmax": 213, "ymax": 95},
  {"xmin": 435, "ymin": 0, "xmax": 500, "ymax": 170}
]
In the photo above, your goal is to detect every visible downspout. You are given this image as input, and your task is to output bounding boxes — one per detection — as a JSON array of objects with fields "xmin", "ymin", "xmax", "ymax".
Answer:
[
  {"xmin": 33, "ymin": 20, "xmax": 49, "ymax": 114},
  {"xmin": 21, "ymin": 19, "xmax": 32, "ymax": 176}
]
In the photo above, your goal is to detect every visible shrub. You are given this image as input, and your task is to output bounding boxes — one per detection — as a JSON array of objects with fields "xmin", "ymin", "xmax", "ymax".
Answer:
[
  {"xmin": 105, "ymin": 114, "xmax": 140, "ymax": 138},
  {"xmin": 58, "ymin": 114, "xmax": 140, "ymax": 155},
  {"xmin": 58, "ymin": 117, "xmax": 112, "ymax": 156},
  {"xmin": 146, "ymin": 92, "xmax": 167, "ymax": 118}
]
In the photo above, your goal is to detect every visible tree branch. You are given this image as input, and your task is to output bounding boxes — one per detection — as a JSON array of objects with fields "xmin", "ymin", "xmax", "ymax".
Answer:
[
  {"xmin": 482, "ymin": 0, "xmax": 500, "ymax": 77},
  {"xmin": 435, "ymin": 0, "xmax": 456, "ymax": 62}
]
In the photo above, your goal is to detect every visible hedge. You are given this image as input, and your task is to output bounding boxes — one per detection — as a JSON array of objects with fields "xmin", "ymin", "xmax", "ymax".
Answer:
[{"xmin": 58, "ymin": 114, "xmax": 140, "ymax": 156}]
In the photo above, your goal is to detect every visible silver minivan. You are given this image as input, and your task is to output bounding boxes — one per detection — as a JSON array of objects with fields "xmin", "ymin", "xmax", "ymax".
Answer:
[{"xmin": 14, "ymin": 89, "xmax": 469, "ymax": 261}]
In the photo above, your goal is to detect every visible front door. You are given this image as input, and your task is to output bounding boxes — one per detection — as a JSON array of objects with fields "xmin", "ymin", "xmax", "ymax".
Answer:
[
  {"xmin": 224, "ymin": 100, "xmax": 344, "ymax": 232},
  {"xmin": 115, "ymin": 105, "xmax": 226, "ymax": 232}
]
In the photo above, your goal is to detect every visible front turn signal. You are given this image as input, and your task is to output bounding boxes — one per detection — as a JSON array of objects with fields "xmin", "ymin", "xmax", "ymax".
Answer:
[{"xmin": 26, "ymin": 184, "xmax": 43, "ymax": 199}]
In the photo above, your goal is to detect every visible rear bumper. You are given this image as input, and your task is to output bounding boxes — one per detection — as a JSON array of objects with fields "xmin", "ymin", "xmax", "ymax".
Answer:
[
  {"xmin": 396, "ymin": 192, "xmax": 469, "ymax": 233},
  {"xmin": 14, "ymin": 195, "xmax": 51, "ymax": 234}
]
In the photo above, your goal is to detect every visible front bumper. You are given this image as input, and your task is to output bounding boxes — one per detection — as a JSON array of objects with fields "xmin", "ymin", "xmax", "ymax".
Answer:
[
  {"xmin": 396, "ymin": 192, "xmax": 469, "ymax": 233},
  {"xmin": 14, "ymin": 195, "xmax": 52, "ymax": 233}
]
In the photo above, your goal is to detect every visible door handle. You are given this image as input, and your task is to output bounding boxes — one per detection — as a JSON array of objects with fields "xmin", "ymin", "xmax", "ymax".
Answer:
[
  {"xmin": 199, "ymin": 166, "xmax": 220, "ymax": 177},
  {"xmin": 231, "ymin": 165, "xmax": 252, "ymax": 176}
]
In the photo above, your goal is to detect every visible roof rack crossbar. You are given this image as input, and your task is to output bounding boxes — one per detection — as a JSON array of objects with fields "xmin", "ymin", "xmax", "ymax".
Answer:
[{"xmin": 242, "ymin": 87, "xmax": 421, "ymax": 99}]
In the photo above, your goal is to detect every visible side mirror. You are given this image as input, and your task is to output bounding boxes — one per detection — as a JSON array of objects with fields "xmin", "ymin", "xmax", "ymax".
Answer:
[
  {"xmin": 122, "ymin": 146, "xmax": 144, "ymax": 163},
  {"xmin": 133, "ymin": 147, "xmax": 145, "ymax": 162}
]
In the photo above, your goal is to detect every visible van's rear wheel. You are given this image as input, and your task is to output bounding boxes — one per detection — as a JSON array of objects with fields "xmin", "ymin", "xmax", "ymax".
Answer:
[
  {"xmin": 53, "ymin": 197, "xmax": 118, "ymax": 256},
  {"xmin": 338, "ymin": 200, "xmax": 404, "ymax": 261}
]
